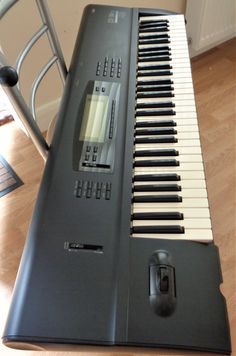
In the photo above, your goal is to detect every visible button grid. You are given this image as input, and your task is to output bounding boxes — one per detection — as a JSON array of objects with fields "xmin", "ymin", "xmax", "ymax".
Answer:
[{"xmin": 74, "ymin": 180, "xmax": 112, "ymax": 200}]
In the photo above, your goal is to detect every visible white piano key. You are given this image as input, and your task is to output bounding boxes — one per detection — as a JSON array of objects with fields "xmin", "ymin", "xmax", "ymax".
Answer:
[
  {"xmin": 137, "ymin": 75, "xmax": 192, "ymax": 83},
  {"xmin": 132, "ymin": 219, "xmax": 211, "ymax": 229},
  {"xmin": 137, "ymin": 97, "xmax": 195, "ymax": 104},
  {"xmin": 139, "ymin": 57, "xmax": 190, "ymax": 64},
  {"xmin": 140, "ymin": 56, "xmax": 189, "ymax": 64},
  {"xmin": 139, "ymin": 44, "xmax": 189, "ymax": 51},
  {"xmin": 137, "ymin": 76, "xmax": 192, "ymax": 84},
  {"xmin": 138, "ymin": 73, "xmax": 193, "ymax": 82},
  {"xmin": 133, "ymin": 198, "xmax": 209, "ymax": 208},
  {"xmin": 134, "ymin": 162, "xmax": 204, "ymax": 171},
  {"xmin": 133, "ymin": 188, "xmax": 207, "ymax": 198},
  {"xmin": 134, "ymin": 180, "xmax": 206, "ymax": 188},
  {"xmin": 139, "ymin": 29, "xmax": 187, "ymax": 35},
  {"xmin": 177, "ymin": 131, "xmax": 199, "ymax": 139},
  {"xmin": 138, "ymin": 61, "xmax": 190, "ymax": 67},
  {"xmin": 139, "ymin": 17, "xmax": 184, "ymax": 22},
  {"xmin": 170, "ymin": 125, "xmax": 199, "ymax": 132},
  {"xmin": 138, "ymin": 60, "xmax": 191, "ymax": 68},
  {"xmin": 136, "ymin": 98, "xmax": 196, "ymax": 106},
  {"xmin": 134, "ymin": 170, "xmax": 205, "ymax": 179},
  {"xmin": 176, "ymin": 131, "xmax": 199, "ymax": 139},
  {"xmin": 136, "ymin": 113, "xmax": 197, "ymax": 120},
  {"xmin": 139, "ymin": 15, "xmax": 185, "ymax": 23},
  {"xmin": 139, "ymin": 45, "xmax": 188, "ymax": 51},
  {"xmin": 132, "ymin": 206, "xmax": 210, "ymax": 218},
  {"xmin": 131, "ymin": 229, "xmax": 213, "ymax": 242}
]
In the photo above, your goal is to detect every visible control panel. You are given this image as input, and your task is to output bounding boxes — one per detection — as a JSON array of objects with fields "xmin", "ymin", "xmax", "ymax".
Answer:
[{"xmin": 73, "ymin": 80, "xmax": 120, "ymax": 173}]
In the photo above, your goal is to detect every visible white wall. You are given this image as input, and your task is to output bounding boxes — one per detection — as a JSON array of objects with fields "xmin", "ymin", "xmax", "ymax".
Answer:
[
  {"xmin": 0, "ymin": 0, "xmax": 186, "ymax": 130},
  {"xmin": 186, "ymin": 0, "xmax": 236, "ymax": 57}
]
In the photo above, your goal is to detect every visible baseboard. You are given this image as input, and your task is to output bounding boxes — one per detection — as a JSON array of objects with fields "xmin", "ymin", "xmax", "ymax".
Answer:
[
  {"xmin": 189, "ymin": 33, "xmax": 236, "ymax": 58},
  {"xmin": 36, "ymin": 98, "xmax": 61, "ymax": 132}
]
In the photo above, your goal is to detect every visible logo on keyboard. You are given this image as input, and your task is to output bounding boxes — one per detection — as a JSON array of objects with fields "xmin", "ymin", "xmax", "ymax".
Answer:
[{"xmin": 107, "ymin": 10, "xmax": 119, "ymax": 23}]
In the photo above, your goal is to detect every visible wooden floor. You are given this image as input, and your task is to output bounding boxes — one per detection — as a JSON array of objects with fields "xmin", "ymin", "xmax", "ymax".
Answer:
[{"xmin": 0, "ymin": 37, "xmax": 235, "ymax": 356}]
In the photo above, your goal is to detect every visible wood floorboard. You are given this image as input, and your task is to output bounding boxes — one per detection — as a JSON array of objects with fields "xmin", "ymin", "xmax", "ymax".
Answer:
[{"xmin": 0, "ymin": 38, "xmax": 235, "ymax": 355}]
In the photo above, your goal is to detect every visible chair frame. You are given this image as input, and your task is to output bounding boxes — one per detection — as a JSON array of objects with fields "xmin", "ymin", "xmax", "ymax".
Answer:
[{"xmin": 0, "ymin": 0, "xmax": 68, "ymax": 160}]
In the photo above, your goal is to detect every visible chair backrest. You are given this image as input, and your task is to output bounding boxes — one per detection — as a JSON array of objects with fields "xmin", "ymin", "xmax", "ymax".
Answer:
[{"xmin": 0, "ymin": 0, "xmax": 68, "ymax": 160}]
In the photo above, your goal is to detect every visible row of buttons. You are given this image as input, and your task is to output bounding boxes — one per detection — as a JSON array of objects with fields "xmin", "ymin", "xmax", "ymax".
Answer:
[
  {"xmin": 74, "ymin": 180, "xmax": 112, "ymax": 200},
  {"xmin": 86, "ymin": 145, "xmax": 98, "ymax": 153},
  {"xmin": 95, "ymin": 86, "xmax": 106, "ymax": 93},
  {"xmin": 109, "ymin": 100, "xmax": 116, "ymax": 139},
  {"xmin": 103, "ymin": 57, "xmax": 109, "ymax": 76},
  {"xmin": 85, "ymin": 153, "xmax": 97, "ymax": 162},
  {"xmin": 96, "ymin": 57, "xmax": 122, "ymax": 78},
  {"xmin": 117, "ymin": 58, "xmax": 122, "ymax": 78}
]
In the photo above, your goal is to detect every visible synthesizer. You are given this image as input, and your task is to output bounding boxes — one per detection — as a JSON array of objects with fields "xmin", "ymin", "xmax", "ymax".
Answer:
[{"xmin": 3, "ymin": 5, "xmax": 231, "ymax": 354}]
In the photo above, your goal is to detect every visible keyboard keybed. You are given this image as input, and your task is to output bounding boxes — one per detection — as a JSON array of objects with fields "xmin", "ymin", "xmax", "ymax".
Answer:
[{"xmin": 130, "ymin": 14, "xmax": 213, "ymax": 242}]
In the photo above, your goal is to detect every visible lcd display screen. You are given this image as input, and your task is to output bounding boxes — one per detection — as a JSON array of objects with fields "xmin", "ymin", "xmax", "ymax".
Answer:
[{"xmin": 80, "ymin": 94, "xmax": 109, "ymax": 142}]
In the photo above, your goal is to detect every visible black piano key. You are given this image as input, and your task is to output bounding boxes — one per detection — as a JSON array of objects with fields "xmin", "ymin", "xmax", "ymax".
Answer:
[
  {"xmin": 138, "ymin": 45, "xmax": 170, "ymax": 53},
  {"xmin": 134, "ymin": 149, "xmax": 178, "ymax": 156},
  {"xmin": 132, "ymin": 225, "xmax": 185, "ymax": 234},
  {"xmin": 136, "ymin": 102, "xmax": 175, "ymax": 109},
  {"xmin": 138, "ymin": 56, "xmax": 171, "ymax": 62},
  {"xmin": 139, "ymin": 27, "xmax": 169, "ymax": 33},
  {"xmin": 133, "ymin": 184, "xmax": 181, "ymax": 192},
  {"xmin": 139, "ymin": 33, "xmax": 169, "ymax": 40},
  {"xmin": 139, "ymin": 19, "xmax": 169, "ymax": 25},
  {"xmin": 136, "ymin": 109, "xmax": 176, "ymax": 117},
  {"xmin": 134, "ymin": 159, "xmax": 179, "ymax": 167},
  {"xmin": 138, "ymin": 70, "xmax": 172, "ymax": 77},
  {"xmin": 135, "ymin": 136, "xmax": 177, "ymax": 144},
  {"xmin": 133, "ymin": 195, "xmax": 182, "ymax": 203},
  {"xmin": 139, "ymin": 21, "xmax": 169, "ymax": 28},
  {"xmin": 136, "ymin": 91, "xmax": 174, "ymax": 98},
  {"xmin": 137, "ymin": 79, "xmax": 173, "ymax": 86},
  {"xmin": 134, "ymin": 173, "xmax": 181, "ymax": 181},
  {"xmin": 139, "ymin": 38, "xmax": 170, "ymax": 45},
  {"xmin": 139, "ymin": 23, "xmax": 169, "ymax": 28},
  {"xmin": 135, "ymin": 128, "xmax": 177, "ymax": 135},
  {"xmin": 132, "ymin": 212, "xmax": 183, "ymax": 220},
  {"xmin": 137, "ymin": 85, "xmax": 174, "ymax": 93},
  {"xmin": 138, "ymin": 64, "xmax": 172, "ymax": 70},
  {"xmin": 135, "ymin": 120, "xmax": 176, "ymax": 127},
  {"xmin": 138, "ymin": 50, "xmax": 170, "ymax": 58}
]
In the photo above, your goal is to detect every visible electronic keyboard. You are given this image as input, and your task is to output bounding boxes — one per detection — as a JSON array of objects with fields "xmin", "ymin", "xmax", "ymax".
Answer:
[{"xmin": 2, "ymin": 5, "xmax": 231, "ymax": 354}]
